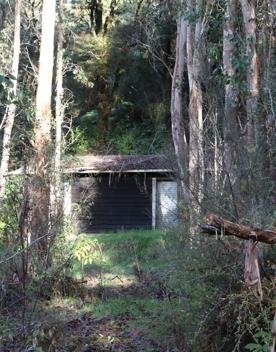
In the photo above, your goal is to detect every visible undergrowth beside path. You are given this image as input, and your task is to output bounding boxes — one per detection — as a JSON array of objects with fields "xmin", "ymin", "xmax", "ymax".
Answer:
[
  {"xmin": 1, "ymin": 229, "xmax": 274, "ymax": 351},
  {"xmin": 0, "ymin": 230, "xmax": 191, "ymax": 352}
]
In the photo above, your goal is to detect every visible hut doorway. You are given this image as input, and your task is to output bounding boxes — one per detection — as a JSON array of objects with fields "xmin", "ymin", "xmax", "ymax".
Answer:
[{"xmin": 152, "ymin": 179, "xmax": 178, "ymax": 229}]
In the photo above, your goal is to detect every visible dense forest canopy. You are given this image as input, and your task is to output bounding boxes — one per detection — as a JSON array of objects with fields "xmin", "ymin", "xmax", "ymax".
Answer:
[
  {"xmin": 63, "ymin": 0, "xmax": 174, "ymax": 155},
  {"xmin": 0, "ymin": 0, "xmax": 275, "ymax": 351}
]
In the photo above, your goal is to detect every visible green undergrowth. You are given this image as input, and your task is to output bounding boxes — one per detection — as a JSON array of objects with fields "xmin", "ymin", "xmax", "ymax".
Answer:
[
  {"xmin": 35, "ymin": 230, "xmax": 180, "ymax": 350},
  {"xmin": 44, "ymin": 295, "xmax": 176, "ymax": 331},
  {"xmin": 1, "ymin": 230, "xmax": 176, "ymax": 351},
  {"xmin": 69, "ymin": 229, "xmax": 167, "ymax": 279},
  {"xmin": 2, "ymin": 228, "xmax": 274, "ymax": 351}
]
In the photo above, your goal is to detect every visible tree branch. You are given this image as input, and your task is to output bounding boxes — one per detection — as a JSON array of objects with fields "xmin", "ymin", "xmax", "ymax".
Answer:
[{"xmin": 201, "ymin": 213, "xmax": 276, "ymax": 245}]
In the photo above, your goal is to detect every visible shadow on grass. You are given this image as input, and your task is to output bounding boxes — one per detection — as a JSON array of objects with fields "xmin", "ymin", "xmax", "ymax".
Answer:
[
  {"xmin": 32, "ymin": 290, "xmax": 187, "ymax": 352},
  {"xmin": 0, "ymin": 230, "xmax": 191, "ymax": 351},
  {"xmin": 69, "ymin": 229, "xmax": 167, "ymax": 280}
]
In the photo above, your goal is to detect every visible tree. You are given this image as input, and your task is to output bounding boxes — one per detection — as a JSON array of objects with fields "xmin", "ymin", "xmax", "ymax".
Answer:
[
  {"xmin": 170, "ymin": 12, "xmax": 189, "ymax": 203},
  {"xmin": 103, "ymin": 0, "xmax": 118, "ymax": 34},
  {"xmin": 88, "ymin": 0, "xmax": 119, "ymax": 35},
  {"xmin": 0, "ymin": 0, "xmax": 22, "ymax": 211},
  {"xmin": 239, "ymin": 0, "xmax": 261, "ymax": 277},
  {"xmin": 30, "ymin": 0, "xmax": 56, "ymax": 256},
  {"xmin": 66, "ymin": 0, "xmax": 170, "ymax": 155},
  {"xmin": 223, "ymin": 0, "xmax": 239, "ymax": 186},
  {"xmin": 187, "ymin": 0, "xmax": 204, "ymax": 227},
  {"xmin": 54, "ymin": 0, "xmax": 65, "ymax": 215},
  {"xmin": 239, "ymin": 0, "xmax": 259, "ymax": 148}
]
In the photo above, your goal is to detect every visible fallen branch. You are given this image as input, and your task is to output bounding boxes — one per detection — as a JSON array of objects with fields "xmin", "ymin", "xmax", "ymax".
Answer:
[{"xmin": 201, "ymin": 213, "xmax": 276, "ymax": 245}]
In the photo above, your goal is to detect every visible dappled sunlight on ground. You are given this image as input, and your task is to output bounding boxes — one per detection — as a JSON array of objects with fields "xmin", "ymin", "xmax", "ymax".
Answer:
[
  {"xmin": 85, "ymin": 272, "xmax": 137, "ymax": 290},
  {"xmin": 1, "ymin": 230, "xmax": 184, "ymax": 351}
]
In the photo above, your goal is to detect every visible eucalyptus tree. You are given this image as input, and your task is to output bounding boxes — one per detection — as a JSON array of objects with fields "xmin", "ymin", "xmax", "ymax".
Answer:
[
  {"xmin": 0, "ymin": 0, "xmax": 22, "ymax": 211},
  {"xmin": 30, "ymin": 0, "xmax": 56, "ymax": 254},
  {"xmin": 223, "ymin": 0, "xmax": 239, "ymax": 189},
  {"xmin": 86, "ymin": 0, "xmax": 120, "ymax": 35},
  {"xmin": 170, "ymin": 0, "xmax": 207, "ymax": 230},
  {"xmin": 239, "ymin": 0, "xmax": 259, "ymax": 149},
  {"xmin": 187, "ymin": 0, "xmax": 204, "ymax": 228},
  {"xmin": 54, "ymin": 0, "xmax": 65, "ymax": 214},
  {"xmin": 170, "ymin": 5, "xmax": 189, "ymax": 203}
]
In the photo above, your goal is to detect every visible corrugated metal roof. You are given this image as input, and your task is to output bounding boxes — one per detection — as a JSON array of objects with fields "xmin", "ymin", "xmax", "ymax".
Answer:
[
  {"xmin": 8, "ymin": 154, "xmax": 176, "ymax": 176},
  {"xmin": 64, "ymin": 154, "xmax": 175, "ymax": 174}
]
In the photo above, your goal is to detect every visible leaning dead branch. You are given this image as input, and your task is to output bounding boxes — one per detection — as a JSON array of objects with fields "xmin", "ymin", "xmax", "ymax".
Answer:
[{"xmin": 201, "ymin": 213, "xmax": 276, "ymax": 245}]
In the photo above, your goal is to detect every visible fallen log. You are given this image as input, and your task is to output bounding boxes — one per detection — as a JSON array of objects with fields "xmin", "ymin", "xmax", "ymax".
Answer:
[
  {"xmin": 201, "ymin": 213, "xmax": 276, "ymax": 245},
  {"xmin": 201, "ymin": 212, "xmax": 275, "ymax": 341}
]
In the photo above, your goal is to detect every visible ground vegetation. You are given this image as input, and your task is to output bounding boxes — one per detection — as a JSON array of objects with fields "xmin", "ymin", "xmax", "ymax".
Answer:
[{"xmin": 0, "ymin": 0, "xmax": 275, "ymax": 351}]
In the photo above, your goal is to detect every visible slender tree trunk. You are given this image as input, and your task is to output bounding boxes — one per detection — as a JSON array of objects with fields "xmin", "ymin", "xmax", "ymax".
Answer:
[
  {"xmin": 135, "ymin": 0, "xmax": 144, "ymax": 21},
  {"xmin": 31, "ymin": 0, "xmax": 56, "ymax": 257},
  {"xmin": 103, "ymin": 0, "xmax": 118, "ymax": 34},
  {"xmin": 213, "ymin": 111, "xmax": 222, "ymax": 192},
  {"xmin": 187, "ymin": 0, "xmax": 204, "ymax": 227},
  {"xmin": 170, "ymin": 16, "xmax": 189, "ymax": 203},
  {"xmin": 239, "ymin": 1, "xmax": 260, "ymax": 272},
  {"xmin": 54, "ymin": 0, "xmax": 64, "ymax": 216},
  {"xmin": 263, "ymin": 1, "xmax": 276, "ymax": 180},
  {"xmin": 0, "ymin": 0, "xmax": 22, "ymax": 210},
  {"xmin": 239, "ymin": 0, "xmax": 259, "ymax": 148},
  {"xmin": 186, "ymin": 2, "xmax": 193, "ymax": 93},
  {"xmin": 223, "ymin": 0, "xmax": 239, "ymax": 183}
]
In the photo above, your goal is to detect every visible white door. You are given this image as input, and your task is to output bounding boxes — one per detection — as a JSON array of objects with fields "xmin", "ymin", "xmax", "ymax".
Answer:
[{"xmin": 156, "ymin": 181, "xmax": 178, "ymax": 229}]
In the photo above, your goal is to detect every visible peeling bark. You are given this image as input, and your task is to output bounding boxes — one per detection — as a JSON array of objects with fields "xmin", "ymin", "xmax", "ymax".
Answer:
[
  {"xmin": 201, "ymin": 213, "xmax": 276, "ymax": 302},
  {"xmin": 201, "ymin": 213, "xmax": 276, "ymax": 245},
  {"xmin": 187, "ymin": 0, "xmax": 204, "ymax": 227},
  {"xmin": 244, "ymin": 240, "xmax": 263, "ymax": 300},
  {"xmin": 31, "ymin": 0, "xmax": 56, "ymax": 256},
  {"xmin": 171, "ymin": 16, "xmax": 189, "ymax": 203}
]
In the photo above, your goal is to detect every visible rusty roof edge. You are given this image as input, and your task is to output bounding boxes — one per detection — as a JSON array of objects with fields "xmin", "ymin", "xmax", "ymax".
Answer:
[{"xmin": 63, "ymin": 168, "xmax": 174, "ymax": 174}]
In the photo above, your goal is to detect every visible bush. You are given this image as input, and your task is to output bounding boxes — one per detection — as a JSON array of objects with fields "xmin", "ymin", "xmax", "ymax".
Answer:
[{"xmin": 161, "ymin": 225, "xmax": 275, "ymax": 351}]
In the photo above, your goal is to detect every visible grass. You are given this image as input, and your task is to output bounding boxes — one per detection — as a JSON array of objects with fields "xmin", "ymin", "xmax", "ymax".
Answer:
[
  {"xmin": 0, "ymin": 229, "xmax": 177, "ymax": 351},
  {"xmin": 52, "ymin": 229, "xmax": 176, "ymax": 349},
  {"xmin": 69, "ymin": 229, "xmax": 167, "ymax": 279}
]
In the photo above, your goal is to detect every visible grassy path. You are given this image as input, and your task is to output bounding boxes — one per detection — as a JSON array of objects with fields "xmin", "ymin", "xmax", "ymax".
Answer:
[{"xmin": 31, "ymin": 230, "xmax": 184, "ymax": 351}]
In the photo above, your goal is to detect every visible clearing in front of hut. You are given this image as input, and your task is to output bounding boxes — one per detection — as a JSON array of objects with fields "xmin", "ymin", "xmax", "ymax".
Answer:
[{"xmin": 1, "ymin": 230, "xmax": 190, "ymax": 351}]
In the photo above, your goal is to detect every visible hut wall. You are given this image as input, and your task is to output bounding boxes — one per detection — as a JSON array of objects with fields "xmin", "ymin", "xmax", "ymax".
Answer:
[{"xmin": 71, "ymin": 174, "xmax": 152, "ymax": 233}]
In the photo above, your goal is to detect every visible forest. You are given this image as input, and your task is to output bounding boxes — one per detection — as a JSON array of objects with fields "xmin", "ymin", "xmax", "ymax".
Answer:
[{"xmin": 0, "ymin": 0, "xmax": 275, "ymax": 351}]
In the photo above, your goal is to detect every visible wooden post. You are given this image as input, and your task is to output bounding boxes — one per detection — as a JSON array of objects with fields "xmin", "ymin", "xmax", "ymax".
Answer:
[{"xmin": 152, "ymin": 177, "xmax": 157, "ymax": 229}]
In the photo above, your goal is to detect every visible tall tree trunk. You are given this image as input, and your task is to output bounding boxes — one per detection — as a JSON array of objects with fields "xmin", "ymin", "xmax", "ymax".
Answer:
[
  {"xmin": 0, "ymin": 0, "xmax": 22, "ymax": 211},
  {"xmin": 103, "ymin": 0, "xmax": 118, "ymax": 34},
  {"xmin": 31, "ymin": 0, "xmax": 56, "ymax": 258},
  {"xmin": 239, "ymin": 0, "xmax": 259, "ymax": 148},
  {"xmin": 186, "ymin": 6, "xmax": 193, "ymax": 92},
  {"xmin": 263, "ymin": 0, "xmax": 276, "ymax": 181},
  {"xmin": 239, "ymin": 0, "xmax": 261, "ymax": 297},
  {"xmin": 89, "ymin": 0, "xmax": 103, "ymax": 35},
  {"xmin": 187, "ymin": 0, "xmax": 204, "ymax": 227},
  {"xmin": 223, "ymin": 0, "xmax": 240, "ymax": 197},
  {"xmin": 239, "ymin": 0, "xmax": 263, "ymax": 303},
  {"xmin": 170, "ymin": 16, "xmax": 189, "ymax": 203},
  {"xmin": 54, "ymin": 0, "xmax": 64, "ymax": 216}
]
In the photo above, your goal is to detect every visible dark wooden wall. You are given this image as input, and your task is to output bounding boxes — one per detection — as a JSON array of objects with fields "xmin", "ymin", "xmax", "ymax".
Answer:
[{"xmin": 71, "ymin": 174, "xmax": 152, "ymax": 233}]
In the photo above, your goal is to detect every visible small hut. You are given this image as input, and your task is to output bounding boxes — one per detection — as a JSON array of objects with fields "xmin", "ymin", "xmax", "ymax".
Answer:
[{"xmin": 63, "ymin": 155, "xmax": 178, "ymax": 233}]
